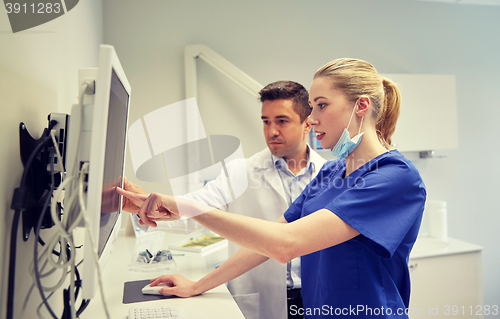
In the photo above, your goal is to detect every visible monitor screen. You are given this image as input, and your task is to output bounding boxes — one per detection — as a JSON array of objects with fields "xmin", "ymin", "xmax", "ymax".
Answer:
[
  {"xmin": 97, "ymin": 69, "xmax": 129, "ymax": 256},
  {"xmin": 68, "ymin": 44, "xmax": 131, "ymax": 300}
]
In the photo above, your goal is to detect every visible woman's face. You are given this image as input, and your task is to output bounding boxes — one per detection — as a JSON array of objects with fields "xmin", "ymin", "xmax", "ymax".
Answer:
[{"xmin": 308, "ymin": 77, "xmax": 355, "ymax": 150}]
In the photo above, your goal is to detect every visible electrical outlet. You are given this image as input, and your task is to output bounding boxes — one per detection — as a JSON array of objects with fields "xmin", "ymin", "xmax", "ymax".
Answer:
[{"xmin": 48, "ymin": 113, "xmax": 69, "ymax": 173}]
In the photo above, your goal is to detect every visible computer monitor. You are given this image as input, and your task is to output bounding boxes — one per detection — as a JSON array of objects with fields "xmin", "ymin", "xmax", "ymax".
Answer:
[{"xmin": 66, "ymin": 44, "xmax": 131, "ymax": 300}]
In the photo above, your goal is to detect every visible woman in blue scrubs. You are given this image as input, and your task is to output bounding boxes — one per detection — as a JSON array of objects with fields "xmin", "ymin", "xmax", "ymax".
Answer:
[{"xmin": 119, "ymin": 58, "xmax": 426, "ymax": 319}]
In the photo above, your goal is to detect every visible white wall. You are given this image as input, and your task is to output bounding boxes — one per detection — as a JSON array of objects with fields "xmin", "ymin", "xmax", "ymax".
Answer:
[
  {"xmin": 1, "ymin": 0, "xmax": 498, "ymax": 317},
  {"xmin": 103, "ymin": 0, "xmax": 500, "ymax": 307},
  {"xmin": 0, "ymin": 1, "xmax": 102, "ymax": 318}
]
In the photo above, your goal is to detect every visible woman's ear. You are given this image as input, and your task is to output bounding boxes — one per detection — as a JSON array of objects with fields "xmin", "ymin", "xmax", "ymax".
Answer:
[{"xmin": 356, "ymin": 96, "xmax": 371, "ymax": 117}]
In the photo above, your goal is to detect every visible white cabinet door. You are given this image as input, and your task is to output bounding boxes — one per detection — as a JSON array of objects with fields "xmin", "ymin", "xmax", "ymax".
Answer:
[{"xmin": 408, "ymin": 251, "xmax": 483, "ymax": 319}]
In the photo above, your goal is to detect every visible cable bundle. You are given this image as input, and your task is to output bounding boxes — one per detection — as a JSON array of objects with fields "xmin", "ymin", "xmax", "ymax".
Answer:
[{"xmin": 9, "ymin": 82, "xmax": 110, "ymax": 319}]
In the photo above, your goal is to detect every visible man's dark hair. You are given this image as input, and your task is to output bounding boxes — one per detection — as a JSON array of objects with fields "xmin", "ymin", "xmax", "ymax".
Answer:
[{"xmin": 258, "ymin": 81, "xmax": 310, "ymax": 123}]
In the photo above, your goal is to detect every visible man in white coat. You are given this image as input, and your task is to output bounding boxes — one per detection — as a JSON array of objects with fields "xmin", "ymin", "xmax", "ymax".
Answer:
[{"xmin": 125, "ymin": 81, "xmax": 326, "ymax": 319}]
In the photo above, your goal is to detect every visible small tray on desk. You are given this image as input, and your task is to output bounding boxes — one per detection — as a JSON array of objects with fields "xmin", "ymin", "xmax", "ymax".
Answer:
[{"xmin": 168, "ymin": 232, "xmax": 227, "ymax": 253}]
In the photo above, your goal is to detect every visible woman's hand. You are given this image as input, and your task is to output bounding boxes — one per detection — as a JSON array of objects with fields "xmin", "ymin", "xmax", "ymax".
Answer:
[
  {"xmin": 116, "ymin": 188, "xmax": 181, "ymax": 227},
  {"xmin": 150, "ymin": 274, "xmax": 201, "ymax": 297},
  {"xmin": 120, "ymin": 177, "xmax": 149, "ymax": 215}
]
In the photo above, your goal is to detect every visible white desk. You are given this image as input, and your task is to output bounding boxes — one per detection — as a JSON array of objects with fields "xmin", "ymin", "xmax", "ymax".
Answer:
[{"xmin": 80, "ymin": 232, "xmax": 245, "ymax": 319}]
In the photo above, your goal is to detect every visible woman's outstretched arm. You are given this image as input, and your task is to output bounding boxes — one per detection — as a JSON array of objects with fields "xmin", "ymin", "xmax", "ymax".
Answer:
[{"xmin": 117, "ymin": 188, "xmax": 359, "ymax": 264}]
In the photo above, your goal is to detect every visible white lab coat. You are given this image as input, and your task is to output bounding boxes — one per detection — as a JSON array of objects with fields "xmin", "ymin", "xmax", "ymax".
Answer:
[{"xmin": 154, "ymin": 147, "xmax": 326, "ymax": 319}]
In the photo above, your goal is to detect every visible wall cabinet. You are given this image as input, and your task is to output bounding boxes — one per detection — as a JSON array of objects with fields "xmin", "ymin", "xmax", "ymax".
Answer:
[{"xmin": 382, "ymin": 74, "xmax": 459, "ymax": 152}]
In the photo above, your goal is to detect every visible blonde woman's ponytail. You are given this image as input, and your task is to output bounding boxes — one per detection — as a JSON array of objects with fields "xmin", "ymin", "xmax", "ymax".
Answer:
[{"xmin": 377, "ymin": 78, "xmax": 401, "ymax": 149}]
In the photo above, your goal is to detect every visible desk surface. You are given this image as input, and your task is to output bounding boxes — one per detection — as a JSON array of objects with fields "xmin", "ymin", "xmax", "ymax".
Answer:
[
  {"xmin": 79, "ymin": 232, "xmax": 245, "ymax": 319},
  {"xmin": 409, "ymin": 236, "xmax": 483, "ymax": 260}
]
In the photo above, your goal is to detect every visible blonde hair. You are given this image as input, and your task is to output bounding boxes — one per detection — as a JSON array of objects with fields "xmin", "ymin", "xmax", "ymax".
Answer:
[{"xmin": 314, "ymin": 58, "xmax": 401, "ymax": 149}]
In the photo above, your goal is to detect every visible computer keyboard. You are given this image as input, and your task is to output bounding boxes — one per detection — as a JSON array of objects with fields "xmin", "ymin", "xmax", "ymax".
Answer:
[{"xmin": 129, "ymin": 305, "xmax": 183, "ymax": 319}]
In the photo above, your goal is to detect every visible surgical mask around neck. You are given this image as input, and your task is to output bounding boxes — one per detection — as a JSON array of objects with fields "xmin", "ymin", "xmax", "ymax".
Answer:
[{"xmin": 330, "ymin": 101, "xmax": 365, "ymax": 159}]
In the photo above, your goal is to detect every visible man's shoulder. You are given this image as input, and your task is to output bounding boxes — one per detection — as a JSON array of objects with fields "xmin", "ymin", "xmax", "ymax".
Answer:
[
  {"xmin": 309, "ymin": 146, "xmax": 327, "ymax": 166},
  {"xmin": 246, "ymin": 148, "xmax": 273, "ymax": 168},
  {"xmin": 245, "ymin": 146, "xmax": 327, "ymax": 170},
  {"xmin": 222, "ymin": 148, "xmax": 270, "ymax": 177}
]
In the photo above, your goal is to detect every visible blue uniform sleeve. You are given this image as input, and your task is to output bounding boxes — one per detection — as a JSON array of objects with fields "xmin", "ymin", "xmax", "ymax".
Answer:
[{"xmin": 326, "ymin": 163, "xmax": 426, "ymax": 258}]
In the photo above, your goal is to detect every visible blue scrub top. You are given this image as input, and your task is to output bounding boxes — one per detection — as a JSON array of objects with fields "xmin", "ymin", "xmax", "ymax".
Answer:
[{"xmin": 284, "ymin": 150, "xmax": 426, "ymax": 318}]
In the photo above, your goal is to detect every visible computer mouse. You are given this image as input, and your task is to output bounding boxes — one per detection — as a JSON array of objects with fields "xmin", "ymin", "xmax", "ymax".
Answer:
[{"xmin": 141, "ymin": 282, "xmax": 173, "ymax": 296}]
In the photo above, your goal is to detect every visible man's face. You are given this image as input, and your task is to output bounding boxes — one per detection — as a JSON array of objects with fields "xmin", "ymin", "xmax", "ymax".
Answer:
[{"xmin": 261, "ymin": 99, "xmax": 310, "ymax": 160}]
